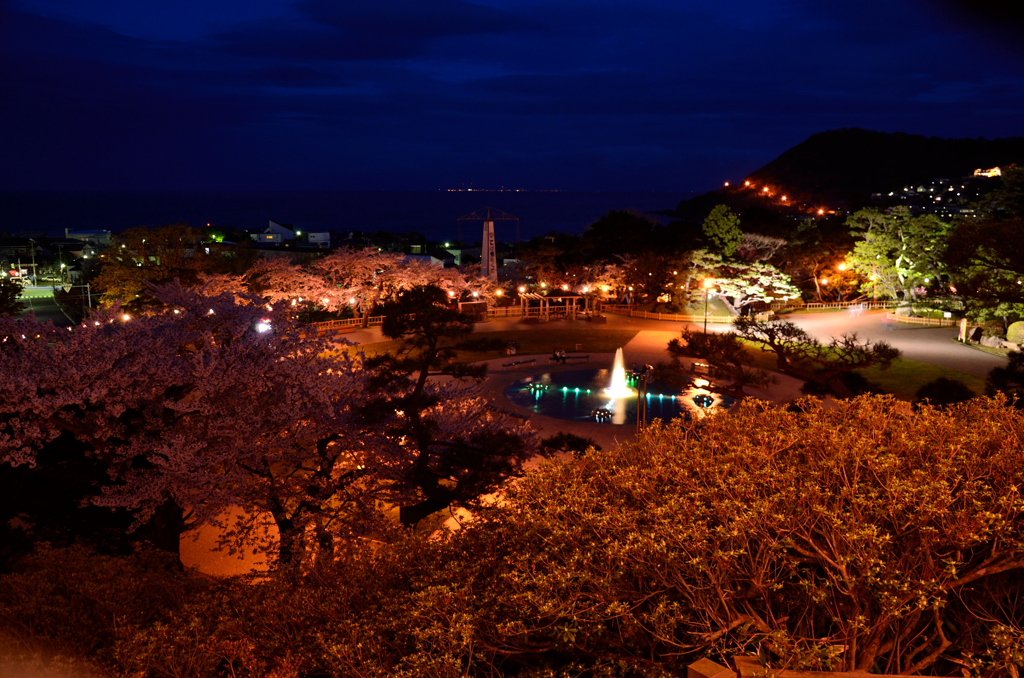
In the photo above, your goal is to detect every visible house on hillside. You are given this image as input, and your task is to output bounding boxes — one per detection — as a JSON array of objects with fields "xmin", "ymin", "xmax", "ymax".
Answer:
[{"xmin": 250, "ymin": 220, "xmax": 296, "ymax": 244}]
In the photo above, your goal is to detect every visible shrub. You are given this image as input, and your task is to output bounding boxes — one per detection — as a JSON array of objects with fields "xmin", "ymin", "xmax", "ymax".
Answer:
[
  {"xmin": 1008, "ymin": 321, "xmax": 1024, "ymax": 345},
  {"xmin": 915, "ymin": 376, "xmax": 975, "ymax": 406},
  {"xmin": 5, "ymin": 397, "xmax": 1024, "ymax": 677},
  {"xmin": 986, "ymin": 350, "xmax": 1024, "ymax": 406}
]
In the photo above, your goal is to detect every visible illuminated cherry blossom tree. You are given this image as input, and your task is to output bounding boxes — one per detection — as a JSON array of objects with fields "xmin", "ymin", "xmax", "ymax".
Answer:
[{"xmin": 0, "ymin": 282, "xmax": 533, "ymax": 567}]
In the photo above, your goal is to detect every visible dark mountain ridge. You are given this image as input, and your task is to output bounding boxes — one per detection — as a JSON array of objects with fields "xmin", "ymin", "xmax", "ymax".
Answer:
[{"xmin": 675, "ymin": 128, "xmax": 1024, "ymax": 221}]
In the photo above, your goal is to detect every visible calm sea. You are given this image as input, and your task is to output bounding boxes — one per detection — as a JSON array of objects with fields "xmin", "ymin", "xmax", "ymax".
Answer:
[{"xmin": 1, "ymin": 190, "xmax": 695, "ymax": 242}]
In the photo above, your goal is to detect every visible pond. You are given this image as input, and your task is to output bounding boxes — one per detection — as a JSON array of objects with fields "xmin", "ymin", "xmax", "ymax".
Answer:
[{"xmin": 504, "ymin": 368, "xmax": 734, "ymax": 426}]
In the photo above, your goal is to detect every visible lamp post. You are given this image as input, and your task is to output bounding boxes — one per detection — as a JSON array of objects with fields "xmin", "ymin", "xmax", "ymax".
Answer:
[
  {"xmin": 635, "ymin": 364, "xmax": 653, "ymax": 434},
  {"xmin": 703, "ymin": 279, "xmax": 713, "ymax": 334}
]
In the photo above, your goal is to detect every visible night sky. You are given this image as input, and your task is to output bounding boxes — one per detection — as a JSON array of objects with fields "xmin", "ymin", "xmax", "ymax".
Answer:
[{"xmin": 3, "ymin": 0, "xmax": 1023, "ymax": 193}]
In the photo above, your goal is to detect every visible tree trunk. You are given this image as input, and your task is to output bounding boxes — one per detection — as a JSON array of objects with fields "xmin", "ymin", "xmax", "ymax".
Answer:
[
  {"xmin": 135, "ymin": 499, "xmax": 186, "ymax": 562},
  {"xmin": 399, "ymin": 492, "xmax": 454, "ymax": 527}
]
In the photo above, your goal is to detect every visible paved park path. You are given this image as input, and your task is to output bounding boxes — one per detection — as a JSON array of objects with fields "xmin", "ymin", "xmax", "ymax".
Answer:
[{"xmin": 784, "ymin": 309, "xmax": 1005, "ymax": 378}]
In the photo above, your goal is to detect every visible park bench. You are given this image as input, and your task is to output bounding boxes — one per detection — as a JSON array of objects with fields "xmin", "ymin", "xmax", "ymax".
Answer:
[{"xmin": 502, "ymin": 358, "xmax": 537, "ymax": 371}]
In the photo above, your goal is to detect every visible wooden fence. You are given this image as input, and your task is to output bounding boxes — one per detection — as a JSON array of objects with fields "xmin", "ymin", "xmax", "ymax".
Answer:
[
  {"xmin": 884, "ymin": 312, "xmax": 956, "ymax": 327},
  {"xmin": 770, "ymin": 300, "xmax": 898, "ymax": 311},
  {"xmin": 601, "ymin": 304, "xmax": 746, "ymax": 324},
  {"xmin": 311, "ymin": 305, "xmax": 526, "ymax": 334}
]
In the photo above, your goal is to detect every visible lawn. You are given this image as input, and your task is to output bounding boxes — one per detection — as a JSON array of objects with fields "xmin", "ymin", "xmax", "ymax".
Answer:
[
  {"xmin": 350, "ymin": 329, "xmax": 640, "ymax": 362},
  {"xmin": 858, "ymin": 359, "xmax": 986, "ymax": 399},
  {"xmin": 349, "ymin": 327, "xmax": 986, "ymax": 401},
  {"xmin": 738, "ymin": 339, "xmax": 986, "ymax": 400}
]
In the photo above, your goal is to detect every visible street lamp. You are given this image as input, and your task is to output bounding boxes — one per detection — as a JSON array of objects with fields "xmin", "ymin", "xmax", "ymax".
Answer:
[{"xmin": 703, "ymin": 279, "xmax": 714, "ymax": 334}]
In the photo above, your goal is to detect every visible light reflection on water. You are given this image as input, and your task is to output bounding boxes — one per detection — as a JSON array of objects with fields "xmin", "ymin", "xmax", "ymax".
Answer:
[{"xmin": 505, "ymin": 368, "xmax": 733, "ymax": 425}]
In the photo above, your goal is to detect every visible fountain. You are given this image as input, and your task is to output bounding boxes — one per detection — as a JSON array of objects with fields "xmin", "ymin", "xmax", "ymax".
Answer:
[
  {"xmin": 603, "ymin": 348, "xmax": 636, "ymax": 399},
  {"xmin": 503, "ymin": 348, "xmax": 734, "ymax": 425}
]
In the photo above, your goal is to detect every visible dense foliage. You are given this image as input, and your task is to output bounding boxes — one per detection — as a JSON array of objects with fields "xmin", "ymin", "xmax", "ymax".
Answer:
[
  {"xmin": 0, "ymin": 282, "xmax": 533, "ymax": 568},
  {"xmin": 3, "ymin": 397, "xmax": 1023, "ymax": 677}
]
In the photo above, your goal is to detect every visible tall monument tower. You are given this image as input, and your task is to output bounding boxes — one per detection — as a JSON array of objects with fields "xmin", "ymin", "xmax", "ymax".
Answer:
[
  {"xmin": 457, "ymin": 207, "xmax": 519, "ymax": 284},
  {"xmin": 481, "ymin": 220, "xmax": 497, "ymax": 281}
]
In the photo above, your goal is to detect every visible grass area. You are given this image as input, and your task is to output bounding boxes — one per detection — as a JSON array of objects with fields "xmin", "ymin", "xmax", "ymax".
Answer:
[
  {"xmin": 351, "ymin": 329, "xmax": 640, "ymax": 363},
  {"xmin": 858, "ymin": 359, "xmax": 986, "ymax": 399},
  {"xmin": 955, "ymin": 338, "xmax": 1010, "ymax": 358},
  {"xmin": 737, "ymin": 338, "xmax": 987, "ymax": 400},
  {"xmin": 633, "ymin": 298, "xmax": 732, "ymax": 316},
  {"xmin": 347, "ymin": 326, "xmax": 989, "ymax": 401}
]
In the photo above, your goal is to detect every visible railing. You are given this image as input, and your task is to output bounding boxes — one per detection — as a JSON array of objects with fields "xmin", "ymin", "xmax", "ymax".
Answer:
[
  {"xmin": 770, "ymin": 300, "xmax": 899, "ymax": 310},
  {"xmin": 601, "ymin": 305, "xmax": 740, "ymax": 324},
  {"xmin": 486, "ymin": 306, "xmax": 525, "ymax": 318},
  {"xmin": 311, "ymin": 305, "xmax": 524, "ymax": 333},
  {"xmin": 884, "ymin": 312, "xmax": 956, "ymax": 327},
  {"xmin": 312, "ymin": 316, "xmax": 384, "ymax": 333}
]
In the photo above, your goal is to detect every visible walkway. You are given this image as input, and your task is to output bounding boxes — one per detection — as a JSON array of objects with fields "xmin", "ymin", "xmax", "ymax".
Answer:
[{"xmin": 784, "ymin": 309, "xmax": 1005, "ymax": 378}]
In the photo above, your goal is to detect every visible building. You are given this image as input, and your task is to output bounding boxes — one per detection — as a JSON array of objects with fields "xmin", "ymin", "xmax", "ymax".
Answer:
[{"xmin": 65, "ymin": 228, "xmax": 112, "ymax": 246}]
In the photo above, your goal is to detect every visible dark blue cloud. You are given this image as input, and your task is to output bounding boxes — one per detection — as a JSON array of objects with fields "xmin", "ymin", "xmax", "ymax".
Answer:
[{"xmin": 2, "ymin": 0, "xmax": 1023, "ymax": 192}]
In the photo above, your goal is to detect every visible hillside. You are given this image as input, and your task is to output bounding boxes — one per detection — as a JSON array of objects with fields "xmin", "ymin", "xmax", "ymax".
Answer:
[{"xmin": 675, "ymin": 128, "xmax": 1024, "ymax": 220}]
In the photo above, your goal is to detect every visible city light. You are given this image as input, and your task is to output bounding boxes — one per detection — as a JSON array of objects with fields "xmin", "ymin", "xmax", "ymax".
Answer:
[
  {"xmin": 256, "ymin": 320, "xmax": 272, "ymax": 333},
  {"xmin": 495, "ymin": 289, "xmax": 502, "ymax": 296},
  {"xmin": 518, "ymin": 286, "xmax": 526, "ymax": 293}
]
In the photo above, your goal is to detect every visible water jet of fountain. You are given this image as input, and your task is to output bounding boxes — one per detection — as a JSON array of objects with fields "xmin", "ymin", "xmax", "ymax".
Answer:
[{"xmin": 604, "ymin": 348, "xmax": 636, "ymax": 399}]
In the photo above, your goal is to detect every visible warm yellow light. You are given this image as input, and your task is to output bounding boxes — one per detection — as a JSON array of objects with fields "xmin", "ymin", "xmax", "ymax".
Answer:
[
  {"xmin": 601, "ymin": 286, "xmax": 609, "ymax": 292},
  {"xmin": 744, "ymin": 180, "xmax": 750, "ymax": 186},
  {"xmin": 495, "ymin": 289, "xmax": 502, "ymax": 296},
  {"xmin": 781, "ymin": 195, "xmax": 787, "ymax": 201},
  {"xmin": 817, "ymin": 208, "xmax": 825, "ymax": 215},
  {"xmin": 703, "ymin": 279, "xmax": 713, "ymax": 289},
  {"xmin": 869, "ymin": 275, "xmax": 877, "ymax": 281},
  {"xmin": 540, "ymin": 282, "xmax": 547, "ymax": 288},
  {"xmin": 582, "ymin": 287, "xmax": 589, "ymax": 293},
  {"xmin": 122, "ymin": 314, "xmax": 130, "ymax": 321},
  {"xmin": 763, "ymin": 187, "xmax": 769, "ymax": 193},
  {"xmin": 837, "ymin": 263, "xmax": 846, "ymax": 271},
  {"xmin": 448, "ymin": 290, "xmax": 455, "ymax": 297},
  {"xmin": 694, "ymin": 378, "xmax": 710, "ymax": 388},
  {"xmin": 518, "ymin": 286, "xmax": 526, "ymax": 293},
  {"xmin": 821, "ymin": 278, "xmax": 828, "ymax": 285},
  {"xmin": 724, "ymin": 181, "xmax": 730, "ymax": 187},
  {"xmin": 561, "ymin": 284, "xmax": 569, "ymax": 291},
  {"xmin": 472, "ymin": 291, "xmax": 479, "ymax": 297}
]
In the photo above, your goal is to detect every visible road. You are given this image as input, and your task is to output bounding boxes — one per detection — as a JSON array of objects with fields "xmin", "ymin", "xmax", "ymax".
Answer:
[
  {"xmin": 18, "ymin": 285, "xmax": 75, "ymax": 326},
  {"xmin": 784, "ymin": 309, "xmax": 1005, "ymax": 378}
]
